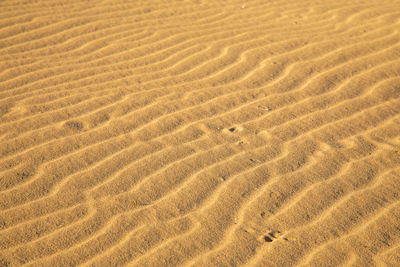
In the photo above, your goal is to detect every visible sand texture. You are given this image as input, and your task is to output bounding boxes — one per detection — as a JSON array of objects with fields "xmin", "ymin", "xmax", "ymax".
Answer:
[{"xmin": 1, "ymin": 0, "xmax": 400, "ymax": 266}]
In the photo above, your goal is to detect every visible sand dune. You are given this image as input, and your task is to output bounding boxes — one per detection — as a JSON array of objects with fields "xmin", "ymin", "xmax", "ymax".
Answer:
[{"xmin": 1, "ymin": 0, "xmax": 400, "ymax": 266}]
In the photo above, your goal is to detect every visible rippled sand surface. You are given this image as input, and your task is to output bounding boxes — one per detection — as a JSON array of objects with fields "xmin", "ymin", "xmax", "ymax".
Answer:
[{"xmin": 1, "ymin": 0, "xmax": 400, "ymax": 266}]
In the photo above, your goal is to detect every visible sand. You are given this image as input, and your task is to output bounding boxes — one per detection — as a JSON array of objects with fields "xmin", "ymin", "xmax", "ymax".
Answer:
[{"xmin": 1, "ymin": 0, "xmax": 400, "ymax": 266}]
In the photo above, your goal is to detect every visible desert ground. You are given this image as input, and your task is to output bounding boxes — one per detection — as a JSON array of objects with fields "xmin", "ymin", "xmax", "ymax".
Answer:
[{"xmin": 1, "ymin": 0, "xmax": 400, "ymax": 266}]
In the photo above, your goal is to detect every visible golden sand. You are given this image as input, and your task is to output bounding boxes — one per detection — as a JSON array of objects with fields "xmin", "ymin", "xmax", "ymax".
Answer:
[{"xmin": 1, "ymin": 0, "xmax": 400, "ymax": 266}]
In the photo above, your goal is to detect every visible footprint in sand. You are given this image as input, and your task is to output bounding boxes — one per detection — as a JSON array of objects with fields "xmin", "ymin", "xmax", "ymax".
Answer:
[
  {"xmin": 261, "ymin": 230, "xmax": 286, "ymax": 243},
  {"xmin": 224, "ymin": 125, "xmax": 243, "ymax": 133}
]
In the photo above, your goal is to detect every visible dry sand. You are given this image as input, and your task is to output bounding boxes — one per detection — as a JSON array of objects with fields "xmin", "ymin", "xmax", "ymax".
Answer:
[{"xmin": 1, "ymin": 0, "xmax": 400, "ymax": 266}]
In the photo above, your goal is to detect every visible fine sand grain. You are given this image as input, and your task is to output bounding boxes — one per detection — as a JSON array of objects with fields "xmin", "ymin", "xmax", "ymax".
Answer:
[{"xmin": 1, "ymin": 0, "xmax": 400, "ymax": 266}]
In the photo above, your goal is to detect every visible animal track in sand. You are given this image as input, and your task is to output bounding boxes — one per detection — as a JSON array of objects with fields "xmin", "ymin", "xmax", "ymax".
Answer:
[
  {"xmin": 225, "ymin": 125, "xmax": 244, "ymax": 133},
  {"xmin": 261, "ymin": 230, "xmax": 286, "ymax": 243}
]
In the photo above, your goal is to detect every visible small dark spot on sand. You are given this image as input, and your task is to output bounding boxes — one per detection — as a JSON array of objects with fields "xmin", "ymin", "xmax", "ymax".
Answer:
[
  {"xmin": 229, "ymin": 127, "xmax": 236, "ymax": 132},
  {"xmin": 263, "ymin": 235, "xmax": 273, "ymax": 242}
]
